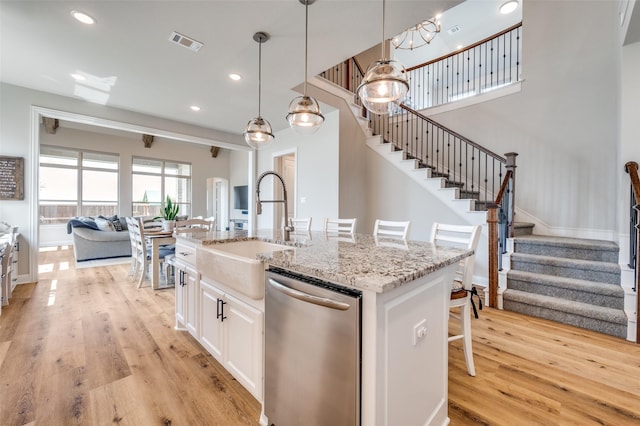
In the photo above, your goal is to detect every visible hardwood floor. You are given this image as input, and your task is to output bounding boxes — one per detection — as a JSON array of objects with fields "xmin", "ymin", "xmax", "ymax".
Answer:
[{"xmin": 1, "ymin": 245, "xmax": 639, "ymax": 425}]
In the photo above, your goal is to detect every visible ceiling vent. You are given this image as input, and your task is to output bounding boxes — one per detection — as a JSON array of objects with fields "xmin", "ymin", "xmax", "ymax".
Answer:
[
  {"xmin": 169, "ymin": 31, "xmax": 203, "ymax": 52},
  {"xmin": 447, "ymin": 25, "xmax": 461, "ymax": 35}
]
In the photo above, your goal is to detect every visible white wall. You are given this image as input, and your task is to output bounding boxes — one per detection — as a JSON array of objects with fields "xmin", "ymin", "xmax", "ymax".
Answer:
[
  {"xmin": 428, "ymin": 0, "xmax": 621, "ymax": 238},
  {"xmin": 619, "ymin": 40, "xmax": 640, "ymax": 263},
  {"xmin": 255, "ymin": 110, "xmax": 340, "ymax": 231}
]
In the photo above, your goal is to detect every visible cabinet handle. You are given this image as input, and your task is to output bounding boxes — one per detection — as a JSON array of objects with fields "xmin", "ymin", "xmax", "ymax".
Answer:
[
  {"xmin": 179, "ymin": 270, "xmax": 185, "ymax": 287},
  {"xmin": 179, "ymin": 251, "xmax": 190, "ymax": 257},
  {"xmin": 216, "ymin": 298, "xmax": 227, "ymax": 322}
]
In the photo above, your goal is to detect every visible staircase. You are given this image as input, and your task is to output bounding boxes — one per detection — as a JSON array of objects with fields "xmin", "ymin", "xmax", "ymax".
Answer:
[{"xmin": 502, "ymin": 235, "xmax": 627, "ymax": 338}]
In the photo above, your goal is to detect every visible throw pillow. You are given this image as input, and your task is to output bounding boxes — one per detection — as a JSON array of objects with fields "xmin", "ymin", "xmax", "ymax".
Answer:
[
  {"xmin": 66, "ymin": 218, "xmax": 99, "ymax": 234},
  {"xmin": 98, "ymin": 214, "xmax": 123, "ymax": 231},
  {"xmin": 95, "ymin": 217, "xmax": 116, "ymax": 232}
]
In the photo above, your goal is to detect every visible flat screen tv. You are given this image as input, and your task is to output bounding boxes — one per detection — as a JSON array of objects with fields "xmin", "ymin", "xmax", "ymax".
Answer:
[{"xmin": 234, "ymin": 185, "xmax": 249, "ymax": 210}]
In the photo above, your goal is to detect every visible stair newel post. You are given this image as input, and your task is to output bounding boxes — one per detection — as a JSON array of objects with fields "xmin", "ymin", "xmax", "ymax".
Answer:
[
  {"xmin": 624, "ymin": 161, "xmax": 640, "ymax": 343},
  {"xmin": 487, "ymin": 203, "xmax": 500, "ymax": 308},
  {"xmin": 505, "ymin": 152, "xmax": 518, "ymax": 238}
]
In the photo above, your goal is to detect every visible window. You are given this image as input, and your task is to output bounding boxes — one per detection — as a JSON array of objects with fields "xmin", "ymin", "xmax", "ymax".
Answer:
[
  {"xmin": 39, "ymin": 146, "xmax": 119, "ymax": 224},
  {"xmin": 132, "ymin": 157, "xmax": 191, "ymax": 218}
]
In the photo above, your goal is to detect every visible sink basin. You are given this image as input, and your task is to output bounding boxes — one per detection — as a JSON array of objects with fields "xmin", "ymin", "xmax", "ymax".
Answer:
[{"xmin": 196, "ymin": 240, "xmax": 292, "ymax": 300}]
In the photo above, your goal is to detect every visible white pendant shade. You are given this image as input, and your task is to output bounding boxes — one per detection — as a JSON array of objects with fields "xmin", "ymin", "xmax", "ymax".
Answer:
[
  {"xmin": 244, "ymin": 116, "xmax": 274, "ymax": 149},
  {"xmin": 286, "ymin": 95, "xmax": 324, "ymax": 134},
  {"xmin": 357, "ymin": 59, "xmax": 409, "ymax": 115}
]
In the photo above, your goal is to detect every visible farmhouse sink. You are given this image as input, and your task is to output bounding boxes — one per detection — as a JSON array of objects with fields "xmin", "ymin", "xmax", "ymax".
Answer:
[{"xmin": 196, "ymin": 240, "xmax": 293, "ymax": 300}]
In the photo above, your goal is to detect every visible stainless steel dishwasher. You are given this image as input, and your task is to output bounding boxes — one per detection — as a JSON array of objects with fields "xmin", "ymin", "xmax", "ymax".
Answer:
[{"xmin": 264, "ymin": 268, "xmax": 362, "ymax": 426}]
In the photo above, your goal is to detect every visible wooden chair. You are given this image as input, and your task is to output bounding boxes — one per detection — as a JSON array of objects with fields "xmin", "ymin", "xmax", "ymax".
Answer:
[
  {"xmin": 289, "ymin": 217, "xmax": 312, "ymax": 233},
  {"xmin": 323, "ymin": 218, "xmax": 357, "ymax": 235},
  {"xmin": 429, "ymin": 222, "xmax": 481, "ymax": 376},
  {"xmin": 373, "ymin": 219, "xmax": 411, "ymax": 239},
  {"xmin": 175, "ymin": 218, "xmax": 213, "ymax": 233},
  {"xmin": 126, "ymin": 217, "xmax": 174, "ymax": 288}
]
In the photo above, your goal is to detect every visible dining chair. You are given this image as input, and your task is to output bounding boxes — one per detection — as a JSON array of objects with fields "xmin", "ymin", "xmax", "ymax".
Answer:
[
  {"xmin": 175, "ymin": 218, "xmax": 213, "ymax": 233},
  {"xmin": 289, "ymin": 217, "xmax": 312, "ymax": 233},
  {"xmin": 127, "ymin": 217, "xmax": 174, "ymax": 288},
  {"xmin": 373, "ymin": 219, "xmax": 411, "ymax": 239},
  {"xmin": 429, "ymin": 222, "xmax": 481, "ymax": 376},
  {"xmin": 124, "ymin": 217, "xmax": 140, "ymax": 277},
  {"xmin": 323, "ymin": 218, "xmax": 357, "ymax": 235}
]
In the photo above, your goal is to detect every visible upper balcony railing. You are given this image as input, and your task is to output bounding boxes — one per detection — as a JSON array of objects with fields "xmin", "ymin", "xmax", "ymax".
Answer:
[
  {"xmin": 403, "ymin": 23, "xmax": 522, "ymax": 111},
  {"xmin": 319, "ymin": 23, "xmax": 523, "ymax": 113}
]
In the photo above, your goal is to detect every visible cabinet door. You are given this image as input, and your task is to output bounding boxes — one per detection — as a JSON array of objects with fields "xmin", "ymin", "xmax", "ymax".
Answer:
[
  {"xmin": 225, "ymin": 293, "xmax": 264, "ymax": 401},
  {"xmin": 174, "ymin": 263, "xmax": 188, "ymax": 330},
  {"xmin": 199, "ymin": 279, "xmax": 224, "ymax": 361},
  {"xmin": 185, "ymin": 264, "xmax": 199, "ymax": 338}
]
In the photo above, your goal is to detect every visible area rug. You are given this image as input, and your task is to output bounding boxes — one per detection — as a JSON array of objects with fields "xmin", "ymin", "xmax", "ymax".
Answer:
[{"xmin": 75, "ymin": 257, "xmax": 132, "ymax": 269}]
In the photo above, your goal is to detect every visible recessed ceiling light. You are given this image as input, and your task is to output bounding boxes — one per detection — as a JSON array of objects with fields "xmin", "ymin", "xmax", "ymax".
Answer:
[
  {"xmin": 229, "ymin": 73, "xmax": 242, "ymax": 81},
  {"xmin": 71, "ymin": 10, "xmax": 95, "ymax": 25},
  {"xmin": 71, "ymin": 73, "xmax": 86, "ymax": 81},
  {"xmin": 457, "ymin": 45, "xmax": 463, "ymax": 50},
  {"xmin": 190, "ymin": 105, "xmax": 201, "ymax": 112},
  {"xmin": 499, "ymin": 1, "xmax": 518, "ymax": 15}
]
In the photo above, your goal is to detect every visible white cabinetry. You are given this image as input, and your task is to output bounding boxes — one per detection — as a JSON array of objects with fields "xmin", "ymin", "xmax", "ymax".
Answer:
[
  {"xmin": 174, "ymin": 241, "xmax": 199, "ymax": 337},
  {"xmin": 199, "ymin": 277, "xmax": 263, "ymax": 402}
]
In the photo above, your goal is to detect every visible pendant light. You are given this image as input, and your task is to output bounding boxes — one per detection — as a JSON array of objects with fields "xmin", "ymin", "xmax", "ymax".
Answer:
[
  {"xmin": 357, "ymin": 0, "xmax": 409, "ymax": 115},
  {"xmin": 286, "ymin": 0, "xmax": 324, "ymax": 134},
  {"xmin": 244, "ymin": 32, "xmax": 275, "ymax": 149}
]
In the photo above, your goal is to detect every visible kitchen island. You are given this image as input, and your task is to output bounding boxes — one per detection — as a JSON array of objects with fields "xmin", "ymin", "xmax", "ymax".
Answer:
[{"xmin": 174, "ymin": 230, "xmax": 473, "ymax": 426}]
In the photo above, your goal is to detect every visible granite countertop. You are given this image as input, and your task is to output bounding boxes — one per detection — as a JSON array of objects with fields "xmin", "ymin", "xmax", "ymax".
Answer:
[{"xmin": 176, "ymin": 230, "xmax": 472, "ymax": 293}]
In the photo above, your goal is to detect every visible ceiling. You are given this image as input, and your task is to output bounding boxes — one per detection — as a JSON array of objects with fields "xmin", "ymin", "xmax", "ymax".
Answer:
[{"xmin": 1, "ymin": 0, "xmax": 523, "ymax": 140}]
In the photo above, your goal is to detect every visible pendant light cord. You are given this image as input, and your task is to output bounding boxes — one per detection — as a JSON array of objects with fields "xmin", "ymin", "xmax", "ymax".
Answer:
[
  {"xmin": 381, "ymin": 0, "xmax": 386, "ymax": 60},
  {"xmin": 303, "ymin": 0, "xmax": 309, "ymax": 96},
  {"xmin": 258, "ymin": 38, "xmax": 263, "ymax": 117}
]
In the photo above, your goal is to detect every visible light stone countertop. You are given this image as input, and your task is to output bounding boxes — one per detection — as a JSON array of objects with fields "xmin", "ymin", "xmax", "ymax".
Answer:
[{"xmin": 176, "ymin": 229, "xmax": 472, "ymax": 293}]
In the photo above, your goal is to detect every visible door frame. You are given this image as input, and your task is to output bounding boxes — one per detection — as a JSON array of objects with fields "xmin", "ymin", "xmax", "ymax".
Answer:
[{"xmin": 271, "ymin": 148, "xmax": 297, "ymax": 231}]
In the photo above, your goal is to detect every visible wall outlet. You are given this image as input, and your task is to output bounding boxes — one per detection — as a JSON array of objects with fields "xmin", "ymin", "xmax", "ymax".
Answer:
[{"xmin": 413, "ymin": 319, "xmax": 427, "ymax": 346}]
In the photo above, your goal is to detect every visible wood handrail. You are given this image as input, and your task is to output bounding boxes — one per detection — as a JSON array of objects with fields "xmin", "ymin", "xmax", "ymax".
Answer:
[
  {"xmin": 405, "ymin": 22, "xmax": 523, "ymax": 72},
  {"xmin": 494, "ymin": 170, "xmax": 513, "ymax": 204},
  {"xmin": 625, "ymin": 162, "xmax": 640, "ymax": 206},
  {"xmin": 625, "ymin": 161, "xmax": 640, "ymax": 344},
  {"xmin": 398, "ymin": 104, "xmax": 507, "ymax": 163}
]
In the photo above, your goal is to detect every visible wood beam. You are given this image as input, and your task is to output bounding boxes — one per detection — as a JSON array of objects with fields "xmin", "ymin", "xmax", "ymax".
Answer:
[
  {"xmin": 210, "ymin": 146, "xmax": 220, "ymax": 158},
  {"xmin": 42, "ymin": 117, "xmax": 59, "ymax": 134},
  {"xmin": 142, "ymin": 134, "xmax": 154, "ymax": 148}
]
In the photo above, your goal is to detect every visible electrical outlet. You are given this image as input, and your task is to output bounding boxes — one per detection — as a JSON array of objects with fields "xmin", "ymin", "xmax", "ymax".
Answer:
[{"xmin": 413, "ymin": 319, "xmax": 427, "ymax": 346}]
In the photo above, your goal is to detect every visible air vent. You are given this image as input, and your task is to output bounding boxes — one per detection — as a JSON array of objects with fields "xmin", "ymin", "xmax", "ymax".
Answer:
[
  {"xmin": 447, "ymin": 25, "xmax": 461, "ymax": 35},
  {"xmin": 169, "ymin": 31, "xmax": 203, "ymax": 52}
]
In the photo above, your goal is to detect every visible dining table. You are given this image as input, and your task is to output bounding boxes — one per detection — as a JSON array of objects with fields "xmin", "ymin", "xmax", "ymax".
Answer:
[{"xmin": 144, "ymin": 230, "xmax": 176, "ymax": 289}]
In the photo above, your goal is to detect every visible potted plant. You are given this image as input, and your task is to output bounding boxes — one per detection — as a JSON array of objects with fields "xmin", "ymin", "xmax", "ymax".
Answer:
[{"xmin": 155, "ymin": 195, "xmax": 180, "ymax": 232}]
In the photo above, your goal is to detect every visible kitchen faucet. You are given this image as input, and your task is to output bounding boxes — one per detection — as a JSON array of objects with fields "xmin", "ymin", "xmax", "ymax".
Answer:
[{"xmin": 256, "ymin": 171, "xmax": 293, "ymax": 241}]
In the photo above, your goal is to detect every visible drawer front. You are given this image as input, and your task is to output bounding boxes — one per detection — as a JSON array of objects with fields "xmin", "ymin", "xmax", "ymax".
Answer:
[{"xmin": 175, "ymin": 243, "xmax": 197, "ymax": 266}]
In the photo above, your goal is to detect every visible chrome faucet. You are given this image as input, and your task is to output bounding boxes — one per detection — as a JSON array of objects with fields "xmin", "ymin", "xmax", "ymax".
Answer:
[{"xmin": 256, "ymin": 171, "xmax": 293, "ymax": 241}]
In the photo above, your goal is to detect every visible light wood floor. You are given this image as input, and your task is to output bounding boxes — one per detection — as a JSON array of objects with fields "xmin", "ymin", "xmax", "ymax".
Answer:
[{"xmin": 1, "ymin": 245, "xmax": 639, "ymax": 425}]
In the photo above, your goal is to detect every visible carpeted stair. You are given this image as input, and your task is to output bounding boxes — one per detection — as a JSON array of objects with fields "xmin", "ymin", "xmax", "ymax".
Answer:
[{"xmin": 503, "ymin": 235, "xmax": 627, "ymax": 338}]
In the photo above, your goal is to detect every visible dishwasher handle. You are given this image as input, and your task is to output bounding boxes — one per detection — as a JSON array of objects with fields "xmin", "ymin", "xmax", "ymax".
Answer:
[{"xmin": 267, "ymin": 278, "xmax": 351, "ymax": 311}]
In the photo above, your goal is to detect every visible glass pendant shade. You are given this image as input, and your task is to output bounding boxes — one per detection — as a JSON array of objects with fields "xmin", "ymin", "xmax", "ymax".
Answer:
[
  {"xmin": 244, "ymin": 116, "xmax": 274, "ymax": 149},
  {"xmin": 286, "ymin": 95, "xmax": 324, "ymax": 134},
  {"xmin": 288, "ymin": 0, "xmax": 324, "ymax": 134},
  {"xmin": 357, "ymin": 59, "xmax": 409, "ymax": 115},
  {"xmin": 244, "ymin": 32, "xmax": 274, "ymax": 149}
]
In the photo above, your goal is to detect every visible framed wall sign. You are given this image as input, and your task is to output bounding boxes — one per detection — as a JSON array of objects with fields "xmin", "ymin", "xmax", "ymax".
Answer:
[{"xmin": 0, "ymin": 156, "xmax": 25, "ymax": 200}]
